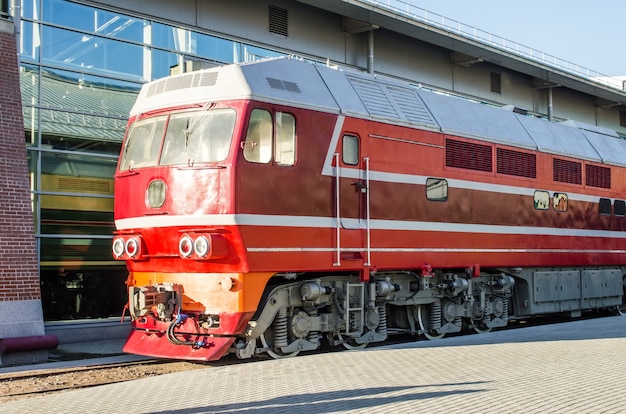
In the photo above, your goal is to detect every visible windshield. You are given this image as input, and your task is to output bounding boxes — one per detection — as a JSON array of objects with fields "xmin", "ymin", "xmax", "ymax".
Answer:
[{"xmin": 118, "ymin": 108, "xmax": 236, "ymax": 171}]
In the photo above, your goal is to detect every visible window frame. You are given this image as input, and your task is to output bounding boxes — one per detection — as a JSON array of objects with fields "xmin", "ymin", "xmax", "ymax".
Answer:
[
  {"xmin": 599, "ymin": 198, "xmax": 612, "ymax": 216},
  {"xmin": 426, "ymin": 178, "xmax": 448, "ymax": 202},
  {"xmin": 342, "ymin": 134, "xmax": 360, "ymax": 166}
]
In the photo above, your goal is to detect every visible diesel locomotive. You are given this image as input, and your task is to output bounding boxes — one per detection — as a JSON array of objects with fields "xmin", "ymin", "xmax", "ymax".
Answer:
[{"xmin": 113, "ymin": 58, "xmax": 626, "ymax": 360}]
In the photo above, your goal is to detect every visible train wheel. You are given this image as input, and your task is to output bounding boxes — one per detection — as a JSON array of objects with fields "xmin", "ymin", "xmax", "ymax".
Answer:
[
  {"xmin": 338, "ymin": 334, "xmax": 367, "ymax": 350},
  {"xmin": 472, "ymin": 323, "xmax": 492, "ymax": 334},
  {"xmin": 259, "ymin": 328, "xmax": 300, "ymax": 359},
  {"xmin": 417, "ymin": 304, "xmax": 445, "ymax": 340}
]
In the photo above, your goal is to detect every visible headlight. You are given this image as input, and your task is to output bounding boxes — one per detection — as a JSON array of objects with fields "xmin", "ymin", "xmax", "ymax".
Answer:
[
  {"xmin": 194, "ymin": 236, "xmax": 210, "ymax": 258},
  {"xmin": 125, "ymin": 238, "xmax": 140, "ymax": 258},
  {"xmin": 179, "ymin": 235, "xmax": 193, "ymax": 258},
  {"xmin": 147, "ymin": 179, "xmax": 166, "ymax": 208},
  {"xmin": 112, "ymin": 238, "xmax": 125, "ymax": 258}
]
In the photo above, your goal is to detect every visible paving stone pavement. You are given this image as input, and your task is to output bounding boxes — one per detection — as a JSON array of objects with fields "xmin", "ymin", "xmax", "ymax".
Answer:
[{"xmin": 2, "ymin": 315, "xmax": 626, "ymax": 414}]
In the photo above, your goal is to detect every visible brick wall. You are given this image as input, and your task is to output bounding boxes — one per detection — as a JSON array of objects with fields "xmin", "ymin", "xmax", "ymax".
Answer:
[{"xmin": 0, "ymin": 19, "xmax": 40, "ymax": 302}]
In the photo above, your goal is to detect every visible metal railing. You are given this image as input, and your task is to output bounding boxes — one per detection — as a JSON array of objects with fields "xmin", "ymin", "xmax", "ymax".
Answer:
[{"xmin": 365, "ymin": 0, "xmax": 624, "ymax": 91}]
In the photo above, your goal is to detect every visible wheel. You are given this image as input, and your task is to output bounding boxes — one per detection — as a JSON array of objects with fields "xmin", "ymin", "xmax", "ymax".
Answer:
[
  {"xmin": 472, "ymin": 323, "xmax": 492, "ymax": 334},
  {"xmin": 609, "ymin": 305, "xmax": 624, "ymax": 316},
  {"xmin": 417, "ymin": 304, "xmax": 445, "ymax": 340},
  {"xmin": 259, "ymin": 328, "xmax": 299, "ymax": 359},
  {"xmin": 332, "ymin": 333, "xmax": 367, "ymax": 350},
  {"xmin": 342, "ymin": 339, "xmax": 367, "ymax": 350}
]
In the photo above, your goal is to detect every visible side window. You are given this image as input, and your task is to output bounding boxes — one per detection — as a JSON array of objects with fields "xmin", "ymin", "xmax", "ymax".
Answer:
[
  {"xmin": 426, "ymin": 178, "xmax": 448, "ymax": 202},
  {"xmin": 599, "ymin": 198, "xmax": 612, "ymax": 215},
  {"xmin": 243, "ymin": 109, "xmax": 272, "ymax": 163},
  {"xmin": 534, "ymin": 190, "xmax": 549, "ymax": 210},
  {"xmin": 342, "ymin": 134, "xmax": 359, "ymax": 165},
  {"xmin": 553, "ymin": 193, "xmax": 568, "ymax": 212},
  {"xmin": 274, "ymin": 112, "xmax": 295, "ymax": 166},
  {"xmin": 615, "ymin": 200, "xmax": 626, "ymax": 217}
]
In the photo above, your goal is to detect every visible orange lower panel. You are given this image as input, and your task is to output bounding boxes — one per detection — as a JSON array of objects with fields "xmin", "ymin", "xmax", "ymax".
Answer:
[
  {"xmin": 128, "ymin": 271, "xmax": 274, "ymax": 314},
  {"xmin": 123, "ymin": 329, "xmax": 235, "ymax": 361}
]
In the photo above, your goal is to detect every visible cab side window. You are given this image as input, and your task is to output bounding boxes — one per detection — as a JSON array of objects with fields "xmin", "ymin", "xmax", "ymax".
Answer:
[
  {"xmin": 244, "ymin": 109, "xmax": 272, "ymax": 163},
  {"xmin": 342, "ymin": 134, "xmax": 359, "ymax": 165},
  {"xmin": 244, "ymin": 109, "xmax": 296, "ymax": 165},
  {"xmin": 274, "ymin": 112, "xmax": 295, "ymax": 166}
]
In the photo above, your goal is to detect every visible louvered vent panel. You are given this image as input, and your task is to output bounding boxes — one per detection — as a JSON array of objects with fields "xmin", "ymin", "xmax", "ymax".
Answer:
[
  {"xmin": 269, "ymin": 5, "xmax": 288, "ymax": 37},
  {"xmin": 58, "ymin": 177, "xmax": 111, "ymax": 193},
  {"xmin": 446, "ymin": 138, "xmax": 493, "ymax": 172},
  {"xmin": 497, "ymin": 148, "xmax": 536, "ymax": 178},
  {"xmin": 348, "ymin": 77, "xmax": 399, "ymax": 119},
  {"xmin": 267, "ymin": 77, "xmax": 301, "ymax": 93},
  {"xmin": 586, "ymin": 164, "xmax": 611, "ymax": 189},
  {"xmin": 553, "ymin": 158, "xmax": 582, "ymax": 185},
  {"xmin": 145, "ymin": 72, "xmax": 218, "ymax": 97},
  {"xmin": 490, "ymin": 72, "xmax": 501, "ymax": 94},
  {"xmin": 195, "ymin": 71, "xmax": 218, "ymax": 87},
  {"xmin": 385, "ymin": 85, "xmax": 436, "ymax": 126}
]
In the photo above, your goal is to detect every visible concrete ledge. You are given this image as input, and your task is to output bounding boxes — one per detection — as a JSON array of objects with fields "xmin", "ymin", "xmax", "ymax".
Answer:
[
  {"xmin": 0, "ymin": 300, "xmax": 46, "ymax": 338},
  {"xmin": 46, "ymin": 318, "xmax": 131, "ymax": 344},
  {"xmin": 0, "ymin": 16, "xmax": 13, "ymax": 34}
]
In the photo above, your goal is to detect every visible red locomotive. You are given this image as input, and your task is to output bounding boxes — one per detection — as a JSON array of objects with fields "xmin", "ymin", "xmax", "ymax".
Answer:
[{"xmin": 113, "ymin": 58, "xmax": 626, "ymax": 360}]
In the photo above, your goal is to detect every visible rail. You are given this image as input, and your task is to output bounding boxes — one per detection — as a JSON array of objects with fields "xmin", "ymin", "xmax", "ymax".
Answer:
[{"xmin": 365, "ymin": 0, "xmax": 624, "ymax": 91}]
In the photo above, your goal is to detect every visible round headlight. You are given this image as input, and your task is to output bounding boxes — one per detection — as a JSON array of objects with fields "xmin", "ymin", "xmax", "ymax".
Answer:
[
  {"xmin": 112, "ymin": 238, "xmax": 125, "ymax": 258},
  {"xmin": 125, "ymin": 238, "xmax": 139, "ymax": 258},
  {"xmin": 179, "ymin": 235, "xmax": 193, "ymax": 258},
  {"xmin": 147, "ymin": 179, "xmax": 166, "ymax": 208},
  {"xmin": 194, "ymin": 236, "xmax": 210, "ymax": 258}
]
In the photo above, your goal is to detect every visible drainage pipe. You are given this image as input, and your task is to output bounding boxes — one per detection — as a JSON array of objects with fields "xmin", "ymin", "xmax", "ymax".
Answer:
[{"xmin": 0, "ymin": 334, "xmax": 58, "ymax": 354}]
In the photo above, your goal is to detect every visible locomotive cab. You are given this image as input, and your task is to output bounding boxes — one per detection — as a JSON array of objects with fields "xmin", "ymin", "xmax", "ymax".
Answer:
[{"xmin": 113, "ymin": 99, "xmax": 273, "ymax": 359}]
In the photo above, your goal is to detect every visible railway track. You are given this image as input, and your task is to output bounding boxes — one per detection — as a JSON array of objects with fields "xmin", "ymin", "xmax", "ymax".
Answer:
[
  {"xmin": 1, "ymin": 310, "xmax": 620, "ymax": 403},
  {"xmin": 0, "ymin": 360, "xmax": 208, "ymax": 403}
]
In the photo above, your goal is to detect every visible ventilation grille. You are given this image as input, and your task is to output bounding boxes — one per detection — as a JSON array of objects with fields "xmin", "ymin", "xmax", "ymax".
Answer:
[
  {"xmin": 497, "ymin": 148, "xmax": 536, "ymax": 178},
  {"xmin": 146, "ymin": 71, "xmax": 218, "ymax": 98},
  {"xmin": 347, "ymin": 76, "xmax": 437, "ymax": 127},
  {"xmin": 58, "ymin": 177, "xmax": 111, "ymax": 194},
  {"xmin": 553, "ymin": 158, "xmax": 582, "ymax": 185},
  {"xmin": 385, "ymin": 85, "xmax": 437, "ymax": 125},
  {"xmin": 446, "ymin": 138, "xmax": 493, "ymax": 172},
  {"xmin": 349, "ymin": 77, "xmax": 397, "ymax": 119},
  {"xmin": 586, "ymin": 164, "xmax": 611, "ymax": 189},
  {"xmin": 267, "ymin": 77, "xmax": 301, "ymax": 93},
  {"xmin": 269, "ymin": 5, "xmax": 288, "ymax": 37},
  {"xmin": 490, "ymin": 72, "xmax": 501, "ymax": 94}
]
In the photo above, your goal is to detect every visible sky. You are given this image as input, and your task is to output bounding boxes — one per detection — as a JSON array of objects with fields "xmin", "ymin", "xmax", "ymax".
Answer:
[{"xmin": 407, "ymin": 1, "xmax": 625, "ymax": 77}]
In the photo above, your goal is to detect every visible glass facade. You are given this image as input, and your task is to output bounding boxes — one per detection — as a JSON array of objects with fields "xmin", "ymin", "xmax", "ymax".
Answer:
[{"xmin": 17, "ymin": 0, "xmax": 288, "ymax": 320}]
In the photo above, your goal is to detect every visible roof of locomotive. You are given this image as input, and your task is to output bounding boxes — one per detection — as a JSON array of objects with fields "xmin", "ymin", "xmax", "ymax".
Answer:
[{"xmin": 131, "ymin": 57, "xmax": 626, "ymax": 167}]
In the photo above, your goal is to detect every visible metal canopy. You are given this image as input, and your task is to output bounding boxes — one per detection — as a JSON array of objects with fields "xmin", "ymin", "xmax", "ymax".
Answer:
[{"xmin": 295, "ymin": 0, "xmax": 626, "ymax": 107}]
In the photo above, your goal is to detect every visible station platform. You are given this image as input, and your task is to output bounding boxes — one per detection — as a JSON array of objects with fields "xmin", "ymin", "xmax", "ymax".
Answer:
[{"xmin": 2, "ymin": 314, "xmax": 626, "ymax": 413}]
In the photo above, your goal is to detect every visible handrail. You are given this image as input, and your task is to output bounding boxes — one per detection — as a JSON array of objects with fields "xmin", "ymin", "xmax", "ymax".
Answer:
[
  {"xmin": 365, "ymin": 0, "xmax": 624, "ymax": 91},
  {"xmin": 364, "ymin": 157, "xmax": 371, "ymax": 267},
  {"xmin": 334, "ymin": 153, "xmax": 341, "ymax": 267}
]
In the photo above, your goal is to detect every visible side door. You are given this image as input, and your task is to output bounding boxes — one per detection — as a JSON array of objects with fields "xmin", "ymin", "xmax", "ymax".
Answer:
[{"xmin": 338, "ymin": 132, "xmax": 371, "ymax": 265}]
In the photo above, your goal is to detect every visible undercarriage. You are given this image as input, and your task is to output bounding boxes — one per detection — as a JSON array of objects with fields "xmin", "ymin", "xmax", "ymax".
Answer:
[{"xmin": 234, "ymin": 269, "xmax": 516, "ymax": 359}]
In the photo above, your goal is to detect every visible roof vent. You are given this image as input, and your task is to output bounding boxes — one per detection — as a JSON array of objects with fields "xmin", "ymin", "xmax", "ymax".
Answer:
[
  {"xmin": 269, "ymin": 5, "xmax": 288, "ymax": 37},
  {"xmin": 490, "ymin": 72, "xmax": 501, "ymax": 94},
  {"xmin": 267, "ymin": 77, "xmax": 301, "ymax": 93}
]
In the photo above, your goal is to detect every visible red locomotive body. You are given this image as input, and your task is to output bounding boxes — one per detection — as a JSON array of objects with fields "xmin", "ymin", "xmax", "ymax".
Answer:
[{"xmin": 114, "ymin": 58, "xmax": 626, "ymax": 361}]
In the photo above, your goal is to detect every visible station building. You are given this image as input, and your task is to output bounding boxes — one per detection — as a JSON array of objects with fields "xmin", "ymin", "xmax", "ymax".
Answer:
[{"xmin": 0, "ymin": 0, "xmax": 625, "ymax": 364}]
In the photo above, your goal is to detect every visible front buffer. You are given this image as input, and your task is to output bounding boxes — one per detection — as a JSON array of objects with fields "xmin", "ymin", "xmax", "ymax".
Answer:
[{"xmin": 123, "ymin": 271, "xmax": 274, "ymax": 361}]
